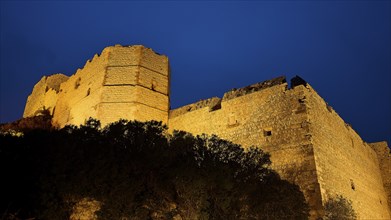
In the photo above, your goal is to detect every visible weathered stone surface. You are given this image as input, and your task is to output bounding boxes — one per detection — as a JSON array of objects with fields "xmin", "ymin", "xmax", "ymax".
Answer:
[{"xmin": 370, "ymin": 141, "xmax": 391, "ymax": 213}]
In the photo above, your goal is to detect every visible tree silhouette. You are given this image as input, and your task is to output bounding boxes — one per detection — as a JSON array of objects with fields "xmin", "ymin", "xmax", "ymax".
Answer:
[
  {"xmin": 324, "ymin": 195, "xmax": 357, "ymax": 220},
  {"xmin": 0, "ymin": 119, "xmax": 309, "ymax": 219}
]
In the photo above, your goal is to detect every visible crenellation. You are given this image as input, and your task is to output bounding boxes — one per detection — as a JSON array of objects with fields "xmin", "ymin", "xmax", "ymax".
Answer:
[
  {"xmin": 23, "ymin": 45, "xmax": 391, "ymax": 219},
  {"xmin": 222, "ymin": 76, "xmax": 286, "ymax": 101}
]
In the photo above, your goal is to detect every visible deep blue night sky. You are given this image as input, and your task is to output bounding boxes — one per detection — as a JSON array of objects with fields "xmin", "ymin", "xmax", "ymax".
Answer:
[{"xmin": 1, "ymin": 1, "xmax": 390, "ymax": 144}]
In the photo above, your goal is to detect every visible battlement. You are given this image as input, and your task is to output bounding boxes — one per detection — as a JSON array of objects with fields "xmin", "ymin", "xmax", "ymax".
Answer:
[
  {"xmin": 170, "ymin": 76, "xmax": 287, "ymax": 118},
  {"xmin": 222, "ymin": 76, "xmax": 287, "ymax": 100},
  {"xmin": 23, "ymin": 45, "xmax": 391, "ymax": 219}
]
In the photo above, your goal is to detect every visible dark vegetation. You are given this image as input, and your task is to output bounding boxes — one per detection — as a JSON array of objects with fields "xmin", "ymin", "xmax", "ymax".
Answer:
[
  {"xmin": 324, "ymin": 195, "xmax": 357, "ymax": 220},
  {"xmin": 1, "ymin": 118, "xmax": 310, "ymax": 219},
  {"xmin": 0, "ymin": 113, "xmax": 52, "ymax": 134}
]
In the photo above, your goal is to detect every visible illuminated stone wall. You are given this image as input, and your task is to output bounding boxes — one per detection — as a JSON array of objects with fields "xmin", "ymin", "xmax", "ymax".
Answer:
[
  {"xmin": 169, "ymin": 79, "xmax": 324, "ymax": 218},
  {"xmin": 23, "ymin": 74, "xmax": 69, "ymax": 117},
  {"xmin": 168, "ymin": 78, "xmax": 391, "ymax": 219},
  {"xmin": 304, "ymin": 84, "xmax": 390, "ymax": 219},
  {"xmin": 99, "ymin": 45, "xmax": 169, "ymax": 126},
  {"xmin": 47, "ymin": 45, "xmax": 169, "ymax": 127},
  {"xmin": 51, "ymin": 49, "xmax": 109, "ymax": 127},
  {"xmin": 369, "ymin": 141, "xmax": 391, "ymax": 213},
  {"xmin": 23, "ymin": 45, "xmax": 390, "ymax": 219}
]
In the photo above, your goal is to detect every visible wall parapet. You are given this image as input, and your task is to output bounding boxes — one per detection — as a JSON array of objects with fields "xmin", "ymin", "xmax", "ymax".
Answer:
[
  {"xmin": 170, "ymin": 76, "xmax": 287, "ymax": 119},
  {"xmin": 170, "ymin": 97, "xmax": 221, "ymax": 118},
  {"xmin": 222, "ymin": 76, "xmax": 286, "ymax": 101}
]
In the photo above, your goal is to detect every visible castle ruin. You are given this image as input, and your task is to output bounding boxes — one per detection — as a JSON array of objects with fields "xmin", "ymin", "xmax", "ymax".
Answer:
[{"xmin": 24, "ymin": 45, "xmax": 391, "ymax": 219}]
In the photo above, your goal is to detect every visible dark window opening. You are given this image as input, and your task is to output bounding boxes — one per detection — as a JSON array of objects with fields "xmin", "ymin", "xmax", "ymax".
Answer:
[
  {"xmin": 350, "ymin": 179, "xmax": 355, "ymax": 191},
  {"xmin": 264, "ymin": 130, "xmax": 272, "ymax": 137},
  {"xmin": 75, "ymin": 77, "xmax": 81, "ymax": 89},
  {"xmin": 210, "ymin": 102, "xmax": 221, "ymax": 111},
  {"xmin": 209, "ymin": 98, "xmax": 222, "ymax": 112}
]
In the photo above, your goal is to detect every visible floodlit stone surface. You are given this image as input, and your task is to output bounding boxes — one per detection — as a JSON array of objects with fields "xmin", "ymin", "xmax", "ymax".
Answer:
[
  {"xmin": 369, "ymin": 141, "xmax": 391, "ymax": 212},
  {"xmin": 23, "ymin": 45, "xmax": 390, "ymax": 219},
  {"xmin": 24, "ymin": 45, "xmax": 171, "ymax": 127},
  {"xmin": 23, "ymin": 73, "xmax": 69, "ymax": 117},
  {"xmin": 170, "ymin": 80, "xmax": 390, "ymax": 219}
]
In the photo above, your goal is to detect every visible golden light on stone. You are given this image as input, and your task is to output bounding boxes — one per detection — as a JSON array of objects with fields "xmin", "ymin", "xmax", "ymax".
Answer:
[{"xmin": 23, "ymin": 45, "xmax": 391, "ymax": 219}]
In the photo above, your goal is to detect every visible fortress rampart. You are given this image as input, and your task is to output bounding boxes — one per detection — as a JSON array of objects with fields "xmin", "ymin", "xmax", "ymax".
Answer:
[
  {"xmin": 305, "ymin": 83, "xmax": 390, "ymax": 218},
  {"xmin": 23, "ymin": 45, "xmax": 390, "ymax": 219},
  {"xmin": 169, "ymin": 77, "xmax": 390, "ymax": 218},
  {"xmin": 169, "ymin": 79, "xmax": 324, "ymax": 217}
]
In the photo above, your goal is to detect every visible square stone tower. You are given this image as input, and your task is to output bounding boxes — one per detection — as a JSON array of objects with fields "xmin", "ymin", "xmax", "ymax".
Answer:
[
  {"xmin": 51, "ymin": 45, "xmax": 169, "ymax": 127},
  {"xmin": 98, "ymin": 45, "xmax": 170, "ymax": 126}
]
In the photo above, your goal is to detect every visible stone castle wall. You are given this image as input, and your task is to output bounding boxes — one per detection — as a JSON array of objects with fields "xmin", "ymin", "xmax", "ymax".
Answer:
[
  {"xmin": 99, "ymin": 45, "xmax": 169, "ymax": 126},
  {"xmin": 304, "ymin": 84, "xmax": 390, "ymax": 219},
  {"xmin": 169, "ymin": 79, "xmax": 324, "ymax": 218},
  {"xmin": 169, "ymin": 79, "xmax": 391, "ymax": 219},
  {"xmin": 46, "ymin": 45, "xmax": 169, "ymax": 127},
  {"xmin": 23, "ymin": 45, "xmax": 390, "ymax": 219},
  {"xmin": 369, "ymin": 141, "xmax": 391, "ymax": 214},
  {"xmin": 52, "ymin": 49, "xmax": 109, "ymax": 127}
]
